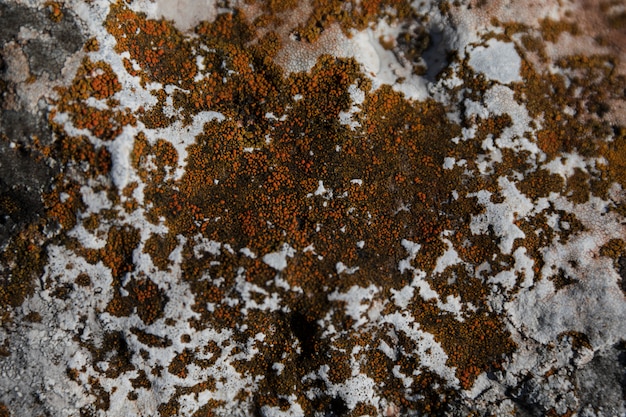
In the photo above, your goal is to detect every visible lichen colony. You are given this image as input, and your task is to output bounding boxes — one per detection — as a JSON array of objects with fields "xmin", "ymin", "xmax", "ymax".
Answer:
[{"xmin": 0, "ymin": 0, "xmax": 625, "ymax": 416}]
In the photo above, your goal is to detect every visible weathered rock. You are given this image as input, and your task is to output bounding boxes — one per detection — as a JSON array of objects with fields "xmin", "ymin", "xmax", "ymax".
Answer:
[{"xmin": 0, "ymin": 1, "xmax": 624, "ymax": 416}]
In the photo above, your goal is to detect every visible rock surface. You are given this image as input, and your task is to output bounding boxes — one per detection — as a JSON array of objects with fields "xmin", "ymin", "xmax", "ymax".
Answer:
[{"xmin": 0, "ymin": 0, "xmax": 625, "ymax": 416}]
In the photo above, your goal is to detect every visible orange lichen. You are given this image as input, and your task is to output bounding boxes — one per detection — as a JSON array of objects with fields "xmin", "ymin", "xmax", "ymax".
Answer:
[
  {"xmin": 101, "ymin": 226, "xmax": 140, "ymax": 279},
  {"xmin": 44, "ymin": 180, "xmax": 84, "ymax": 230},
  {"xmin": 61, "ymin": 58, "xmax": 121, "ymax": 100},
  {"xmin": 105, "ymin": 2, "xmax": 196, "ymax": 87},
  {"xmin": 168, "ymin": 348, "xmax": 194, "ymax": 378},
  {"xmin": 539, "ymin": 17, "xmax": 579, "ymax": 43},
  {"xmin": 293, "ymin": 0, "xmax": 416, "ymax": 42},
  {"xmin": 53, "ymin": 58, "xmax": 136, "ymax": 141},
  {"xmin": 44, "ymin": 1, "xmax": 63, "ymax": 22},
  {"xmin": 84, "ymin": 37, "xmax": 100, "ymax": 52},
  {"xmin": 0, "ymin": 224, "xmax": 47, "ymax": 311},
  {"xmin": 105, "ymin": 275, "xmax": 168, "ymax": 324},
  {"xmin": 604, "ymin": 128, "xmax": 626, "ymax": 191},
  {"xmin": 117, "ymin": 7, "xmax": 514, "ymax": 398},
  {"xmin": 143, "ymin": 233, "xmax": 178, "ymax": 271},
  {"xmin": 21, "ymin": 2, "xmax": 623, "ymax": 415}
]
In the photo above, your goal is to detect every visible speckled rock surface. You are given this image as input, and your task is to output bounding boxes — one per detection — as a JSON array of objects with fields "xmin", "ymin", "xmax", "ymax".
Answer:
[{"xmin": 0, "ymin": 1, "xmax": 625, "ymax": 416}]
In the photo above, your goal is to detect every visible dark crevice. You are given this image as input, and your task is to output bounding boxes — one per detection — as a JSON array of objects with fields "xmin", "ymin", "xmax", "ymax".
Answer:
[{"xmin": 290, "ymin": 311, "xmax": 318, "ymax": 359}]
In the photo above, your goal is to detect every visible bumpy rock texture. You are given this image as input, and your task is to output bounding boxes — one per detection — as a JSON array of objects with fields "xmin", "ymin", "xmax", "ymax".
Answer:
[{"xmin": 0, "ymin": 0, "xmax": 625, "ymax": 416}]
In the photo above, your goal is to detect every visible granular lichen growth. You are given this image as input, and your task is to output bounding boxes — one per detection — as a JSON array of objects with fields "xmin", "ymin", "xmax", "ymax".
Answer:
[{"xmin": 1, "ymin": 0, "xmax": 625, "ymax": 416}]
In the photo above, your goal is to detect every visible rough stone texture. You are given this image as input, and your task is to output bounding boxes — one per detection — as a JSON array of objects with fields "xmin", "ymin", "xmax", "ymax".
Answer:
[
  {"xmin": 0, "ymin": 2, "xmax": 85, "ymax": 79},
  {"xmin": 0, "ymin": 1, "xmax": 625, "ymax": 416},
  {"xmin": 0, "ymin": 1, "xmax": 84, "ymax": 246},
  {"xmin": 575, "ymin": 344, "xmax": 625, "ymax": 417}
]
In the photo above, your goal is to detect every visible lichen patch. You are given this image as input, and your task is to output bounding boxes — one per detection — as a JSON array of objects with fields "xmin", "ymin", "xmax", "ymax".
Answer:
[{"xmin": 0, "ymin": 1, "xmax": 625, "ymax": 416}]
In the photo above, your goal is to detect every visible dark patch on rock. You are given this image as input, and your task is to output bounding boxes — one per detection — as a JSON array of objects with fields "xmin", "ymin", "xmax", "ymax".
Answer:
[
  {"xmin": 327, "ymin": 396, "xmax": 348, "ymax": 416},
  {"xmin": 421, "ymin": 28, "xmax": 456, "ymax": 81},
  {"xmin": 549, "ymin": 267, "xmax": 580, "ymax": 290},
  {"xmin": 507, "ymin": 375, "xmax": 549, "ymax": 417},
  {"xmin": 395, "ymin": 23, "xmax": 431, "ymax": 75},
  {"xmin": 0, "ymin": 109, "xmax": 53, "ymax": 147},
  {"xmin": 0, "ymin": 1, "xmax": 85, "ymax": 247},
  {"xmin": 575, "ymin": 344, "xmax": 626, "ymax": 416},
  {"xmin": 130, "ymin": 327, "xmax": 173, "ymax": 348},
  {"xmin": 618, "ymin": 256, "xmax": 626, "ymax": 295},
  {"xmin": 290, "ymin": 311, "xmax": 319, "ymax": 359},
  {"xmin": 0, "ymin": 140, "xmax": 54, "ymax": 246},
  {"xmin": 392, "ymin": 22, "xmax": 456, "ymax": 81},
  {"xmin": 617, "ymin": 341, "xmax": 626, "ymax": 403},
  {"xmin": 0, "ymin": 2, "xmax": 85, "ymax": 79},
  {"xmin": 0, "ymin": 3, "xmax": 40, "ymax": 43}
]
